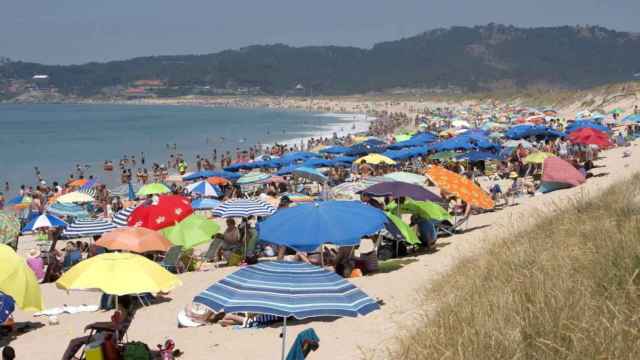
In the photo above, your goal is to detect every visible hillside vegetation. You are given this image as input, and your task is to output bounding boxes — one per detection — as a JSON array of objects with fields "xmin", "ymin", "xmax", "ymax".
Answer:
[
  {"xmin": 2, "ymin": 24, "xmax": 640, "ymax": 96},
  {"xmin": 388, "ymin": 174, "xmax": 640, "ymax": 359}
]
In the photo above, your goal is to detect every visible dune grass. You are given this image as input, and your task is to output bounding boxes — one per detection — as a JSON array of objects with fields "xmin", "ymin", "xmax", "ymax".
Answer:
[{"xmin": 388, "ymin": 174, "xmax": 640, "ymax": 359}]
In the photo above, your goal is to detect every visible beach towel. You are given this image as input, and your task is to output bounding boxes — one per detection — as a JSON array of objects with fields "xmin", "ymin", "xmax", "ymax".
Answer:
[{"xmin": 286, "ymin": 328, "xmax": 320, "ymax": 360}]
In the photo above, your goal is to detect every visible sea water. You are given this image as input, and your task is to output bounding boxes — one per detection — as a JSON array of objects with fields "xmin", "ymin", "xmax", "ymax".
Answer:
[{"xmin": 0, "ymin": 104, "xmax": 369, "ymax": 194}]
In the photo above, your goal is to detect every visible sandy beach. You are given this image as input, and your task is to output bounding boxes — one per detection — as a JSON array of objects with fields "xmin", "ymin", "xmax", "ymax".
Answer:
[{"xmin": 7, "ymin": 128, "xmax": 639, "ymax": 359}]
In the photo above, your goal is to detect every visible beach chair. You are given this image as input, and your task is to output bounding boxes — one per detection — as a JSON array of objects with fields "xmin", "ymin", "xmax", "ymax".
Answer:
[
  {"xmin": 191, "ymin": 239, "xmax": 224, "ymax": 270},
  {"xmin": 436, "ymin": 214, "xmax": 470, "ymax": 237},
  {"xmin": 286, "ymin": 328, "xmax": 320, "ymax": 360},
  {"xmin": 159, "ymin": 245, "xmax": 184, "ymax": 274}
]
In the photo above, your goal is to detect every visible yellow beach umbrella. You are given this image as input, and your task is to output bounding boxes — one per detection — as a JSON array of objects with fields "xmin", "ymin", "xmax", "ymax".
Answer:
[
  {"xmin": 523, "ymin": 152, "xmax": 555, "ymax": 164},
  {"xmin": 355, "ymin": 154, "xmax": 396, "ymax": 165},
  {"xmin": 0, "ymin": 244, "xmax": 44, "ymax": 311},
  {"xmin": 57, "ymin": 191, "xmax": 94, "ymax": 203},
  {"xmin": 56, "ymin": 252, "xmax": 181, "ymax": 296}
]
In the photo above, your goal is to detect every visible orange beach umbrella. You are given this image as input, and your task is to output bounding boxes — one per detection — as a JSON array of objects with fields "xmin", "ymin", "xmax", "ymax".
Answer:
[
  {"xmin": 95, "ymin": 227, "xmax": 172, "ymax": 253},
  {"xmin": 426, "ymin": 165, "xmax": 494, "ymax": 209},
  {"xmin": 207, "ymin": 176, "xmax": 231, "ymax": 186}
]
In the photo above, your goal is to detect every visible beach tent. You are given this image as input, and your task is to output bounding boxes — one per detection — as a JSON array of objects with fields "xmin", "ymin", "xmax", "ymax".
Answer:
[{"xmin": 539, "ymin": 157, "xmax": 586, "ymax": 193}]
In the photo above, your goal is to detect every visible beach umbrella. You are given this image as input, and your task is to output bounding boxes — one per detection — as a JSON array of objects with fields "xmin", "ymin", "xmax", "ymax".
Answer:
[
  {"xmin": 160, "ymin": 214, "xmax": 220, "ymax": 250},
  {"xmin": 191, "ymin": 198, "xmax": 221, "ymax": 210},
  {"xmin": 6, "ymin": 195, "xmax": 32, "ymax": 208},
  {"xmin": 56, "ymin": 252, "xmax": 181, "ymax": 296},
  {"xmin": 193, "ymin": 261, "xmax": 379, "ymax": 360},
  {"xmin": 128, "ymin": 195, "xmax": 193, "ymax": 230},
  {"xmin": 566, "ymin": 120, "xmax": 609, "ymax": 134},
  {"xmin": 433, "ymin": 137, "xmax": 474, "ymax": 151},
  {"xmin": 258, "ymin": 200, "xmax": 388, "ymax": 251},
  {"xmin": 330, "ymin": 179, "xmax": 386, "ymax": 200},
  {"xmin": 568, "ymin": 128, "xmax": 612, "ymax": 148},
  {"xmin": 360, "ymin": 181, "xmax": 441, "ymax": 202},
  {"xmin": 291, "ymin": 167, "xmax": 328, "ymax": 183},
  {"xmin": 426, "ymin": 165, "xmax": 494, "ymax": 210},
  {"xmin": 112, "ymin": 206, "xmax": 137, "ymax": 227},
  {"xmin": 276, "ymin": 165, "xmax": 300, "ymax": 176},
  {"xmin": 136, "ymin": 183, "xmax": 171, "ymax": 197},
  {"xmin": 609, "ymin": 108, "xmax": 624, "ymax": 115},
  {"xmin": 47, "ymin": 202, "xmax": 89, "ymax": 218},
  {"xmin": 382, "ymin": 172, "xmax": 427, "ymax": 185},
  {"xmin": 355, "ymin": 154, "xmax": 396, "ymax": 165},
  {"xmin": 523, "ymin": 152, "xmax": 555, "ymax": 164},
  {"xmin": 384, "ymin": 212, "xmax": 420, "ymax": 245},
  {"xmin": 212, "ymin": 198, "xmax": 276, "ymax": 218},
  {"xmin": 22, "ymin": 213, "xmax": 67, "ymax": 233},
  {"xmin": 0, "ymin": 212, "xmax": 20, "ymax": 246},
  {"xmin": 428, "ymin": 151, "xmax": 459, "ymax": 161},
  {"xmin": 0, "ymin": 244, "xmax": 43, "ymax": 311},
  {"xmin": 386, "ymin": 198, "xmax": 452, "ymax": 222},
  {"xmin": 456, "ymin": 151, "xmax": 498, "ymax": 162},
  {"xmin": 68, "ymin": 178, "xmax": 89, "ymax": 187},
  {"xmin": 260, "ymin": 176, "xmax": 288, "ymax": 185},
  {"xmin": 237, "ymin": 171, "xmax": 271, "ymax": 185},
  {"xmin": 345, "ymin": 143, "xmax": 384, "ymax": 156},
  {"xmin": 539, "ymin": 157, "xmax": 586, "ymax": 193},
  {"xmin": 183, "ymin": 170, "xmax": 241, "ymax": 181},
  {"xmin": 186, "ymin": 181, "xmax": 222, "ymax": 197},
  {"xmin": 56, "ymin": 191, "xmax": 94, "ymax": 204},
  {"xmin": 95, "ymin": 227, "xmax": 172, "ymax": 253},
  {"xmin": 623, "ymin": 114, "xmax": 640, "ymax": 123},
  {"xmin": 302, "ymin": 158, "xmax": 336, "ymax": 168},
  {"xmin": 206, "ymin": 176, "xmax": 231, "ymax": 186},
  {"xmin": 63, "ymin": 218, "xmax": 118, "ymax": 238},
  {"xmin": 0, "ymin": 293, "xmax": 15, "ymax": 323}
]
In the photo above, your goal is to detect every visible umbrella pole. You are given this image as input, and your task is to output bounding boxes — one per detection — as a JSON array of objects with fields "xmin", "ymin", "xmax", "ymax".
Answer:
[
  {"xmin": 243, "ymin": 220, "xmax": 248, "ymax": 260},
  {"xmin": 281, "ymin": 317, "xmax": 287, "ymax": 360},
  {"xmin": 114, "ymin": 295, "xmax": 119, "ymax": 341}
]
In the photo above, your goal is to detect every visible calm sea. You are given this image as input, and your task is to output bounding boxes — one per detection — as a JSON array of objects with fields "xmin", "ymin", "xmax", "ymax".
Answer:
[{"xmin": 0, "ymin": 104, "xmax": 364, "ymax": 195}]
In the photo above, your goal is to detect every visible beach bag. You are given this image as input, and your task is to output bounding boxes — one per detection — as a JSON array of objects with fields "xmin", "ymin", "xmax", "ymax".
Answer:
[{"xmin": 122, "ymin": 342, "xmax": 151, "ymax": 360}]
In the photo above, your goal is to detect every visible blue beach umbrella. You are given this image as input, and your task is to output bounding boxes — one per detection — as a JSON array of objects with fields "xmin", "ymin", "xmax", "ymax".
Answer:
[
  {"xmin": 111, "ymin": 206, "xmax": 136, "ymax": 227},
  {"xmin": 186, "ymin": 181, "xmax": 222, "ymax": 197},
  {"xmin": 0, "ymin": 293, "xmax": 15, "ymax": 323},
  {"xmin": 565, "ymin": 120, "xmax": 609, "ymax": 133},
  {"xmin": 212, "ymin": 198, "xmax": 276, "ymax": 218},
  {"xmin": 623, "ymin": 114, "xmax": 640, "ymax": 123},
  {"xmin": 291, "ymin": 167, "xmax": 328, "ymax": 183},
  {"xmin": 302, "ymin": 158, "xmax": 336, "ymax": 168},
  {"xmin": 276, "ymin": 165, "xmax": 300, "ymax": 176},
  {"xmin": 280, "ymin": 151, "xmax": 321, "ymax": 163},
  {"xmin": 457, "ymin": 151, "xmax": 498, "ymax": 162},
  {"xmin": 191, "ymin": 198, "xmax": 222, "ymax": 210},
  {"xmin": 63, "ymin": 218, "xmax": 117, "ymax": 238},
  {"xmin": 46, "ymin": 203, "xmax": 89, "ymax": 218},
  {"xmin": 258, "ymin": 200, "xmax": 388, "ymax": 251},
  {"xmin": 22, "ymin": 213, "xmax": 67, "ymax": 233},
  {"xmin": 193, "ymin": 261, "xmax": 379, "ymax": 360},
  {"xmin": 183, "ymin": 170, "xmax": 241, "ymax": 181}
]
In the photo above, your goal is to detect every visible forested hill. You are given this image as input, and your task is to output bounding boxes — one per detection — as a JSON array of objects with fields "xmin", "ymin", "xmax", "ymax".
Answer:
[{"xmin": 2, "ymin": 24, "xmax": 640, "ymax": 96}]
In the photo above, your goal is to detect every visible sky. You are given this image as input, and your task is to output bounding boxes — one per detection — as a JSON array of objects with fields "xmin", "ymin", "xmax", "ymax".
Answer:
[{"xmin": 2, "ymin": 0, "xmax": 640, "ymax": 65}]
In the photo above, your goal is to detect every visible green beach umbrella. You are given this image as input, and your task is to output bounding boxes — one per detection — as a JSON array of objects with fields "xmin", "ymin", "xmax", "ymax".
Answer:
[
  {"xmin": 429, "ymin": 151, "xmax": 458, "ymax": 161},
  {"xmin": 383, "ymin": 171, "xmax": 427, "ymax": 185},
  {"xmin": 160, "ymin": 214, "xmax": 220, "ymax": 250},
  {"xmin": 609, "ymin": 108, "xmax": 624, "ymax": 115},
  {"xmin": 384, "ymin": 212, "xmax": 420, "ymax": 245},
  {"xmin": 137, "ymin": 183, "xmax": 171, "ymax": 196},
  {"xmin": 0, "ymin": 212, "xmax": 20, "ymax": 247},
  {"xmin": 394, "ymin": 134, "xmax": 412, "ymax": 142},
  {"xmin": 386, "ymin": 199, "xmax": 452, "ymax": 222}
]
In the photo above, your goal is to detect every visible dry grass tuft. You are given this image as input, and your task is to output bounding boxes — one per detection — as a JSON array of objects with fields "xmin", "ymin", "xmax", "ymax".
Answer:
[{"xmin": 388, "ymin": 174, "xmax": 640, "ymax": 359}]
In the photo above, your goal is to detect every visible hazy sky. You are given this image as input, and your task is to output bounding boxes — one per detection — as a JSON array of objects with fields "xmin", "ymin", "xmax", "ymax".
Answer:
[{"xmin": 3, "ymin": 0, "xmax": 639, "ymax": 65}]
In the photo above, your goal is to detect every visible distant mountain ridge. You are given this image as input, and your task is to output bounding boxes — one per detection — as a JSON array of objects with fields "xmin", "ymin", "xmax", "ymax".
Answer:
[{"xmin": 1, "ymin": 24, "xmax": 640, "ymax": 96}]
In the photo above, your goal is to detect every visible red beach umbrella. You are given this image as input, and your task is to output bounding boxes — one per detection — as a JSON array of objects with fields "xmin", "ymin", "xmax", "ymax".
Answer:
[
  {"xmin": 128, "ymin": 195, "xmax": 193, "ymax": 230},
  {"xmin": 568, "ymin": 128, "xmax": 612, "ymax": 148}
]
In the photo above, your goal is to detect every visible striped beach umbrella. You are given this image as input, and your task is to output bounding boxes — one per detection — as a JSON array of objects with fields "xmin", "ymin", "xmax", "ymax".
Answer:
[
  {"xmin": 47, "ymin": 203, "xmax": 89, "ymax": 218},
  {"xmin": 194, "ymin": 261, "xmax": 379, "ymax": 360},
  {"xmin": 186, "ymin": 181, "xmax": 222, "ymax": 197},
  {"xmin": 63, "ymin": 218, "xmax": 118, "ymax": 238},
  {"xmin": 329, "ymin": 178, "xmax": 386, "ymax": 200},
  {"xmin": 112, "ymin": 206, "xmax": 137, "ymax": 227},
  {"xmin": 212, "ymin": 198, "xmax": 275, "ymax": 218},
  {"xmin": 236, "ymin": 172, "xmax": 271, "ymax": 185},
  {"xmin": 22, "ymin": 213, "xmax": 67, "ymax": 233}
]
